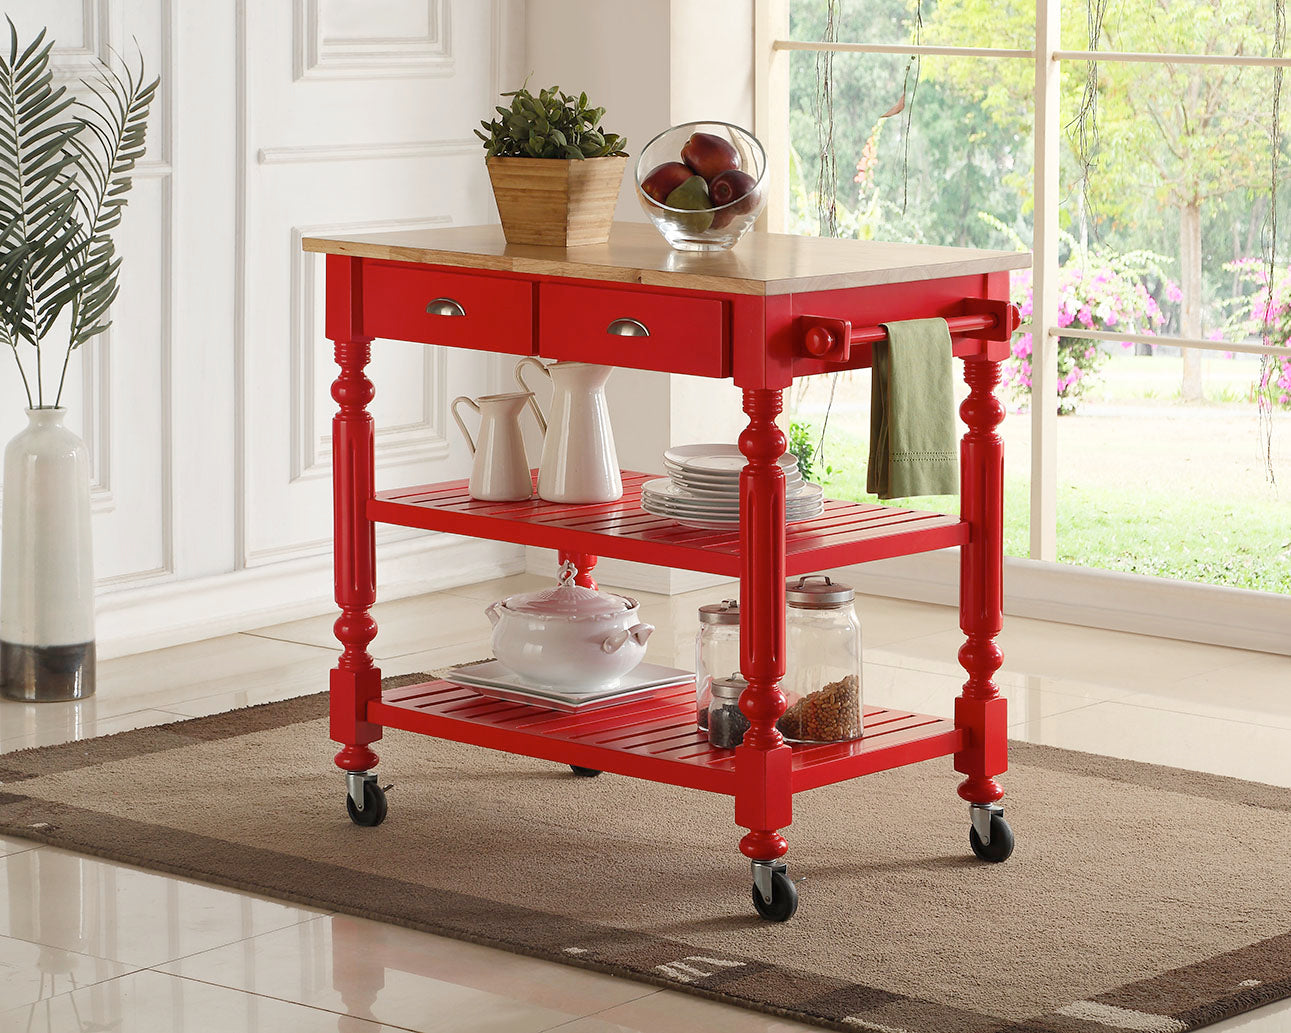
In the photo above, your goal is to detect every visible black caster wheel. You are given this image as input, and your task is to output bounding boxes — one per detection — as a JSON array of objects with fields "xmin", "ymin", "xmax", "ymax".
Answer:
[
  {"xmin": 346, "ymin": 781, "xmax": 388, "ymax": 827},
  {"xmin": 569, "ymin": 765, "xmax": 602, "ymax": 777},
  {"xmin": 969, "ymin": 813, "xmax": 1014, "ymax": 862},
  {"xmin": 751, "ymin": 869, "xmax": 798, "ymax": 922}
]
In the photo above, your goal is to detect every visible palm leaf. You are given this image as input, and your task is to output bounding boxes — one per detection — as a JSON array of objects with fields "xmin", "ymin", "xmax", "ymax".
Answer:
[
  {"xmin": 0, "ymin": 18, "xmax": 87, "ymax": 346},
  {"xmin": 66, "ymin": 50, "xmax": 157, "ymax": 350}
]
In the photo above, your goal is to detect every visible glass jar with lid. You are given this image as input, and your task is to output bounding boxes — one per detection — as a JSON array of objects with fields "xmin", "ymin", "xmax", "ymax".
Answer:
[
  {"xmin": 695, "ymin": 599, "xmax": 739, "ymax": 730},
  {"xmin": 708, "ymin": 673, "xmax": 750, "ymax": 749},
  {"xmin": 779, "ymin": 575, "xmax": 862, "ymax": 742}
]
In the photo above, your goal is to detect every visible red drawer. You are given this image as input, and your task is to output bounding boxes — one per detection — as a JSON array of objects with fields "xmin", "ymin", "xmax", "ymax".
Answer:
[
  {"xmin": 538, "ymin": 283, "xmax": 728, "ymax": 377},
  {"xmin": 362, "ymin": 261, "xmax": 535, "ymax": 355}
]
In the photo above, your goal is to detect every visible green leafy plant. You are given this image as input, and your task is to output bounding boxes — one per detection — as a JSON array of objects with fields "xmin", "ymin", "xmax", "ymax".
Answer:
[
  {"xmin": 476, "ymin": 85, "xmax": 627, "ymax": 160},
  {"xmin": 787, "ymin": 420, "xmax": 817, "ymax": 482},
  {"xmin": 0, "ymin": 19, "xmax": 158, "ymax": 410}
]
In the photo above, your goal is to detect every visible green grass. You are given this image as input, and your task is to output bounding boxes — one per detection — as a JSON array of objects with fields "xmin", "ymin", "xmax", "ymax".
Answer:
[
  {"xmin": 1054, "ymin": 484, "xmax": 1291, "ymax": 593},
  {"xmin": 812, "ymin": 426, "xmax": 1291, "ymax": 595},
  {"xmin": 814, "ymin": 433, "xmax": 1033, "ymax": 559},
  {"xmin": 1077, "ymin": 354, "xmax": 1260, "ymax": 406}
]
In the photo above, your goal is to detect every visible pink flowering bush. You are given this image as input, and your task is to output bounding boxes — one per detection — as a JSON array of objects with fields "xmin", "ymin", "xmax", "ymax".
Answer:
[
  {"xmin": 1220, "ymin": 260, "xmax": 1291, "ymax": 409},
  {"xmin": 1006, "ymin": 249, "xmax": 1176, "ymax": 414}
]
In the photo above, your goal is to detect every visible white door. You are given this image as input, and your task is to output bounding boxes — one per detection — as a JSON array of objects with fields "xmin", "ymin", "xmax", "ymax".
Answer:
[{"xmin": 0, "ymin": 1, "xmax": 529, "ymax": 655}]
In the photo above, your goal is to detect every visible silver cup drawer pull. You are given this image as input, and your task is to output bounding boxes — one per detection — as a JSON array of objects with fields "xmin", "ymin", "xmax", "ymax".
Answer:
[
  {"xmin": 606, "ymin": 317, "xmax": 650, "ymax": 337},
  {"xmin": 426, "ymin": 297, "xmax": 466, "ymax": 317}
]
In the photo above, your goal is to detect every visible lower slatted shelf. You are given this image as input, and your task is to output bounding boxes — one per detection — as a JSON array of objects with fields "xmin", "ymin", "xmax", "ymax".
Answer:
[{"xmin": 368, "ymin": 680, "xmax": 964, "ymax": 795}]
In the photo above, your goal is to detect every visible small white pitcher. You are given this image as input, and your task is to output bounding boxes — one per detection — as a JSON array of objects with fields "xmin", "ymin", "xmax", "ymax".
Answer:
[
  {"xmin": 450, "ymin": 391, "xmax": 535, "ymax": 502},
  {"xmin": 515, "ymin": 358, "xmax": 622, "ymax": 504}
]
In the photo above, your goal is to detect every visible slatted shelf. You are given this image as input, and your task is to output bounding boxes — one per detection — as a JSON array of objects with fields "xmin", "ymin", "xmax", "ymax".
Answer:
[
  {"xmin": 368, "ymin": 472, "xmax": 967, "ymax": 577},
  {"xmin": 369, "ymin": 680, "xmax": 963, "ymax": 795}
]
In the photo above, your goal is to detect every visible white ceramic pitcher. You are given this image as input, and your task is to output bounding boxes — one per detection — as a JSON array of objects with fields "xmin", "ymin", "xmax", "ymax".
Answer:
[
  {"xmin": 515, "ymin": 359, "xmax": 623, "ymax": 504},
  {"xmin": 450, "ymin": 391, "xmax": 535, "ymax": 502}
]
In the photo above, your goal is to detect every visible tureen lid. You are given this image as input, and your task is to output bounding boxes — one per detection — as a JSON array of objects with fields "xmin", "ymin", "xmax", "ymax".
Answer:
[{"xmin": 501, "ymin": 563, "xmax": 634, "ymax": 619}]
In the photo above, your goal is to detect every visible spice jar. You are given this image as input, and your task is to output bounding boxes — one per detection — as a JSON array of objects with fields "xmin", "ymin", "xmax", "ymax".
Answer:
[
  {"xmin": 779, "ymin": 575, "xmax": 863, "ymax": 742},
  {"xmin": 695, "ymin": 599, "xmax": 740, "ymax": 730},
  {"xmin": 708, "ymin": 673, "xmax": 750, "ymax": 749}
]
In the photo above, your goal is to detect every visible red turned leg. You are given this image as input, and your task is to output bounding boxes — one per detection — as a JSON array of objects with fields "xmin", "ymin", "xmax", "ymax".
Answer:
[
  {"xmin": 954, "ymin": 357, "xmax": 1013, "ymax": 861},
  {"xmin": 558, "ymin": 550, "xmax": 598, "ymax": 589},
  {"xmin": 330, "ymin": 336, "xmax": 382, "ymax": 785},
  {"xmin": 734, "ymin": 388, "xmax": 797, "ymax": 919}
]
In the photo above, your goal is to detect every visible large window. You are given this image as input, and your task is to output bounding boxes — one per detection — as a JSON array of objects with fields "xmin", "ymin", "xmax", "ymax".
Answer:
[{"xmin": 771, "ymin": 0, "xmax": 1291, "ymax": 595}]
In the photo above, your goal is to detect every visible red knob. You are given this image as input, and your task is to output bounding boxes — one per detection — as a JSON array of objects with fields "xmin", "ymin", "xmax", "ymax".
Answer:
[
  {"xmin": 1005, "ymin": 303, "xmax": 1022, "ymax": 335},
  {"xmin": 804, "ymin": 326, "xmax": 835, "ymax": 357}
]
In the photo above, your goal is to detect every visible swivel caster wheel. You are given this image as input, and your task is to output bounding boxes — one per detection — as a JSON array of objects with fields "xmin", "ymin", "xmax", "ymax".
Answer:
[
  {"xmin": 968, "ymin": 806, "xmax": 1013, "ymax": 863},
  {"xmin": 569, "ymin": 765, "xmax": 602, "ymax": 777},
  {"xmin": 345, "ymin": 776, "xmax": 388, "ymax": 827},
  {"xmin": 751, "ymin": 863, "xmax": 798, "ymax": 922}
]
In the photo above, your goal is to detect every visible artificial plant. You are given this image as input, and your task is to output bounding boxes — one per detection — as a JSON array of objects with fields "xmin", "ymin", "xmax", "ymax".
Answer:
[
  {"xmin": 0, "ymin": 19, "xmax": 158, "ymax": 410},
  {"xmin": 476, "ymin": 85, "xmax": 627, "ymax": 159}
]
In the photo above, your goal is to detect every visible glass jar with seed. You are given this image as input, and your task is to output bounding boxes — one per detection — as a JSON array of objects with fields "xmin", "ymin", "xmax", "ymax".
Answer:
[{"xmin": 778, "ymin": 575, "xmax": 863, "ymax": 743}]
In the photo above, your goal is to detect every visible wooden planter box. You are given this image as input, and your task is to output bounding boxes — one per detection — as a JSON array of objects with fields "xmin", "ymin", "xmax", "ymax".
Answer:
[{"xmin": 486, "ymin": 155, "xmax": 627, "ymax": 247}]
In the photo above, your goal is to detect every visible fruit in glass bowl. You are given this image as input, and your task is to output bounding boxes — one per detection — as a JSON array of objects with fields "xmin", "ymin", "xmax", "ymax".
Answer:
[
  {"xmin": 635, "ymin": 121, "xmax": 766, "ymax": 251},
  {"xmin": 639, "ymin": 161, "xmax": 693, "ymax": 204},
  {"xmin": 680, "ymin": 131, "xmax": 741, "ymax": 179},
  {"xmin": 662, "ymin": 176, "xmax": 715, "ymax": 232},
  {"xmin": 708, "ymin": 169, "xmax": 760, "ymax": 228}
]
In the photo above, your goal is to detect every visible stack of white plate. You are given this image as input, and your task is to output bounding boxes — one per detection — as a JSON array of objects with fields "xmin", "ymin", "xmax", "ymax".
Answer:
[{"xmin": 641, "ymin": 444, "xmax": 825, "ymax": 529}]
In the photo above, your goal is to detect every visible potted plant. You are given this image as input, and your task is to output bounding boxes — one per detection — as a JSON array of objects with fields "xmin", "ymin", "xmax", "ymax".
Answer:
[
  {"xmin": 0, "ymin": 20, "xmax": 157, "ymax": 701},
  {"xmin": 476, "ymin": 85, "xmax": 628, "ymax": 247}
]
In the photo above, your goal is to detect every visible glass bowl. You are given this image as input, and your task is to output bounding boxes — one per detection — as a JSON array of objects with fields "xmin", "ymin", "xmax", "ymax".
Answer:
[{"xmin": 635, "ymin": 121, "xmax": 767, "ymax": 251}]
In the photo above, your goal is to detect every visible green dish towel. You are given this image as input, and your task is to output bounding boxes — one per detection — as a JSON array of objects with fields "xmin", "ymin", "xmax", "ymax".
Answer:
[{"xmin": 866, "ymin": 317, "xmax": 959, "ymax": 500}]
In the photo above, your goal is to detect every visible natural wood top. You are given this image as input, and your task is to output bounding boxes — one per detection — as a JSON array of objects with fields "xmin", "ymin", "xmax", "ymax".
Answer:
[{"xmin": 302, "ymin": 222, "xmax": 1031, "ymax": 296}]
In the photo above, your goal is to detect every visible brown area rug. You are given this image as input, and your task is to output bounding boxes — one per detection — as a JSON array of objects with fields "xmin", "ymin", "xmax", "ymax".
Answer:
[{"xmin": 2, "ymin": 675, "xmax": 1290, "ymax": 1033}]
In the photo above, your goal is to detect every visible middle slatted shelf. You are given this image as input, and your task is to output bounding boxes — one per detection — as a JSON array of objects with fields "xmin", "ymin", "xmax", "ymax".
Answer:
[{"xmin": 368, "ymin": 471, "xmax": 968, "ymax": 577}]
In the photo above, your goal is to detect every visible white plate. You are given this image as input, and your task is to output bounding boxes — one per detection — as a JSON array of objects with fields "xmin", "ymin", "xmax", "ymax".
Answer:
[
  {"xmin": 642, "ymin": 504, "xmax": 823, "ymax": 523},
  {"xmin": 645, "ymin": 502, "xmax": 824, "ymax": 522},
  {"xmin": 443, "ymin": 659, "xmax": 694, "ymax": 710},
  {"xmin": 668, "ymin": 465, "xmax": 804, "ymax": 485},
  {"xmin": 670, "ymin": 472, "xmax": 804, "ymax": 493},
  {"xmin": 643, "ymin": 507, "xmax": 825, "ymax": 531},
  {"xmin": 642, "ymin": 497, "xmax": 824, "ymax": 526},
  {"xmin": 667, "ymin": 484, "xmax": 740, "ymax": 500},
  {"xmin": 664, "ymin": 460, "xmax": 802, "ymax": 482},
  {"xmin": 643, "ymin": 509, "xmax": 739, "ymax": 530},
  {"xmin": 663, "ymin": 444, "xmax": 799, "ymax": 475},
  {"xmin": 641, "ymin": 495, "xmax": 736, "ymax": 518},
  {"xmin": 643, "ymin": 478, "xmax": 821, "ymax": 508}
]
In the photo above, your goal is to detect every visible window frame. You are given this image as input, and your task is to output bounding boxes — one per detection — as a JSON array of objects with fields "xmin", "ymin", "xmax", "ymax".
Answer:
[{"xmin": 755, "ymin": 0, "xmax": 1291, "ymax": 563}]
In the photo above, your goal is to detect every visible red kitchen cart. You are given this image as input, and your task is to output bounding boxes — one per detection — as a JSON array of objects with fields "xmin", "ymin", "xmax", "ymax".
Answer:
[{"xmin": 303, "ymin": 222, "xmax": 1029, "ymax": 921}]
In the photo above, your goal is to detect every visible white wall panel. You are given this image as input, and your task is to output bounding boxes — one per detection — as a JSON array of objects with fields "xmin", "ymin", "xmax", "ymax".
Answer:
[
  {"xmin": 291, "ymin": 216, "xmax": 452, "ymax": 485},
  {"xmin": 0, "ymin": 1, "xmax": 531, "ymax": 656},
  {"xmin": 239, "ymin": 0, "xmax": 523, "ymax": 571},
  {"xmin": 2, "ymin": 0, "xmax": 174, "ymax": 596},
  {"xmin": 46, "ymin": 0, "xmax": 121, "ymax": 78},
  {"xmin": 92, "ymin": 173, "xmax": 170, "ymax": 584},
  {"xmin": 295, "ymin": 0, "xmax": 453, "ymax": 80}
]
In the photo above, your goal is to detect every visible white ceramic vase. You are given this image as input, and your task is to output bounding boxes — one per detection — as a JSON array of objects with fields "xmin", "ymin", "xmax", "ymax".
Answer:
[
  {"xmin": 0, "ymin": 408, "xmax": 95, "ymax": 701},
  {"xmin": 514, "ymin": 358, "xmax": 622, "ymax": 504},
  {"xmin": 450, "ymin": 391, "xmax": 535, "ymax": 502}
]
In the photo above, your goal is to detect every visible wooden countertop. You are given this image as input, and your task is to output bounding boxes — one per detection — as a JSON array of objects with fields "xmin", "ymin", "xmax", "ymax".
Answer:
[{"xmin": 302, "ymin": 222, "xmax": 1031, "ymax": 297}]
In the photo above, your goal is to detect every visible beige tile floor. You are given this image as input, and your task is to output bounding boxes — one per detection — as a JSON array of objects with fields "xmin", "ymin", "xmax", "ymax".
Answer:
[{"xmin": 1, "ymin": 574, "xmax": 1290, "ymax": 1032}]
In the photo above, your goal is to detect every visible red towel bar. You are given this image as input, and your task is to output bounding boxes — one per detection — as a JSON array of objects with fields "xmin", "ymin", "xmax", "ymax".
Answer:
[{"xmin": 801, "ymin": 299, "xmax": 1022, "ymax": 362}]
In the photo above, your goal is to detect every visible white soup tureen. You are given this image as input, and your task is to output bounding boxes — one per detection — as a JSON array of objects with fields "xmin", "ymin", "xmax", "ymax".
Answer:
[{"xmin": 485, "ymin": 564, "xmax": 654, "ymax": 693}]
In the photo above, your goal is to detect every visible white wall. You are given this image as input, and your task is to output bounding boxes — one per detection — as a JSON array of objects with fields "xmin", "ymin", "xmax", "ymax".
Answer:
[
  {"xmin": 524, "ymin": 0, "xmax": 754, "ymax": 590},
  {"xmin": 1, "ymin": 1, "xmax": 534, "ymax": 658},
  {"xmin": 0, "ymin": 1, "xmax": 768, "ymax": 656}
]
